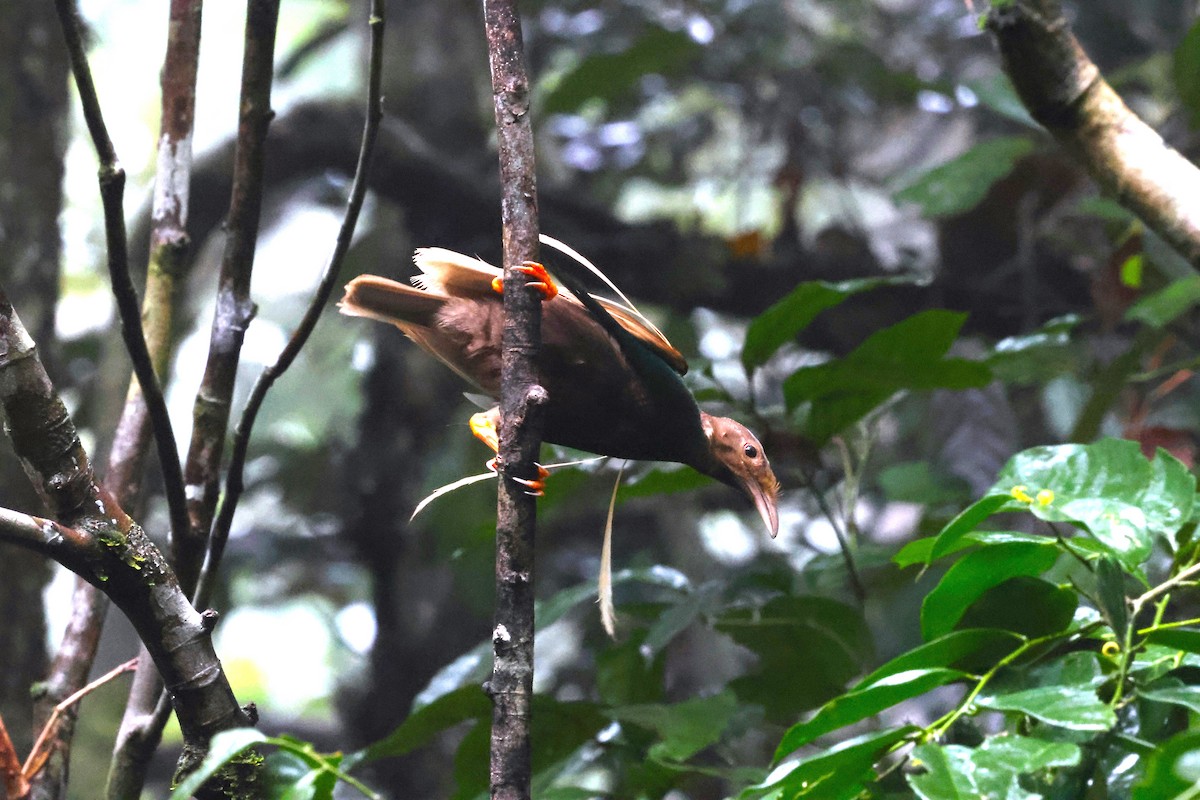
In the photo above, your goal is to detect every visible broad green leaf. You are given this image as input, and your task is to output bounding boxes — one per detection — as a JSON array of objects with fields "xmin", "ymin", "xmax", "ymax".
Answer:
[
  {"xmin": 783, "ymin": 310, "xmax": 991, "ymax": 442},
  {"xmin": 742, "ymin": 276, "xmax": 905, "ymax": 371},
  {"xmin": 894, "ymin": 137, "xmax": 1036, "ymax": 218},
  {"xmin": 1174, "ymin": 20, "xmax": 1200, "ymax": 128},
  {"xmin": 994, "ymin": 439, "xmax": 1196, "ymax": 568},
  {"xmin": 987, "ymin": 315, "xmax": 1081, "ymax": 384},
  {"xmin": 908, "ymin": 743, "xmax": 1032, "ymax": 800},
  {"xmin": 896, "ymin": 527, "xmax": 1051, "ymax": 568},
  {"xmin": 1126, "ymin": 275, "xmax": 1200, "ymax": 328},
  {"xmin": 956, "ymin": 577, "xmax": 1077, "ymax": 640},
  {"xmin": 1138, "ymin": 679, "xmax": 1200, "ymax": 715},
  {"xmin": 356, "ymin": 686, "xmax": 489, "ymax": 764},
  {"xmin": 978, "ymin": 653, "xmax": 1115, "ymax": 732},
  {"xmin": 170, "ymin": 728, "xmax": 268, "ymax": 798},
  {"xmin": 608, "ymin": 690, "xmax": 739, "ymax": 762},
  {"xmin": 775, "ymin": 669, "xmax": 966, "ymax": 760},
  {"xmin": 857, "ymin": 629, "xmax": 1021, "ymax": 687},
  {"xmin": 921, "ymin": 541, "xmax": 1059, "ymax": 640},
  {"xmin": 908, "ymin": 736, "xmax": 1079, "ymax": 800},
  {"xmin": 1146, "ymin": 627, "xmax": 1200, "ymax": 654},
  {"xmin": 717, "ymin": 596, "xmax": 871, "ymax": 720},
  {"xmin": 543, "ymin": 26, "xmax": 701, "ymax": 113},
  {"xmin": 926, "ymin": 494, "xmax": 1012, "ymax": 562},
  {"xmin": 1132, "ymin": 729, "xmax": 1200, "ymax": 798},
  {"xmin": 965, "ymin": 75, "xmax": 1038, "ymax": 128},
  {"xmin": 973, "ymin": 735, "xmax": 1081, "ymax": 773},
  {"xmin": 742, "ymin": 726, "xmax": 918, "ymax": 800}
]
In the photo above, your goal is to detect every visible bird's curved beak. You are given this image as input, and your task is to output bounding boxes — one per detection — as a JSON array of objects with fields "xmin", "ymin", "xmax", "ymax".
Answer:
[{"xmin": 742, "ymin": 471, "xmax": 780, "ymax": 539}]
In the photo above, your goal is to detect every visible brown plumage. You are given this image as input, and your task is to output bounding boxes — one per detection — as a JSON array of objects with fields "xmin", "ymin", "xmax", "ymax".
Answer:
[{"xmin": 340, "ymin": 246, "xmax": 780, "ymax": 536}]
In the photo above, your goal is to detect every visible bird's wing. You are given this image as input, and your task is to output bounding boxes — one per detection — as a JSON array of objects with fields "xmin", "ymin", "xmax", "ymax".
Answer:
[
  {"xmin": 594, "ymin": 298, "xmax": 688, "ymax": 375},
  {"xmin": 413, "ymin": 245, "xmax": 688, "ymax": 375}
]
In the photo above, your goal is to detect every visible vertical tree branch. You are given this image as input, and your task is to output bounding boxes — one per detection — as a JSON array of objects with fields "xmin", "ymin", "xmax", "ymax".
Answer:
[
  {"xmin": 103, "ymin": 2, "xmax": 207, "ymax": 797},
  {"xmin": 482, "ymin": 1, "xmax": 545, "ymax": 798},
  {"xmin": 195, "ymin": 0, "xmax": 387, "ymax": 610},
  {"xmin": 986, "ymin": 0, "xmax": 1200, "ymax": 267},
  {"xmin": 181, "ymin": 0, "xmax": 280, "ymax": 595}
]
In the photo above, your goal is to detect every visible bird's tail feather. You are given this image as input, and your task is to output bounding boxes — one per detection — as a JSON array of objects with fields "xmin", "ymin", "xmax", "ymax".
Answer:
[{"xmin": 339, "ymin": 275, "xmax": 446, "ymax": 328}]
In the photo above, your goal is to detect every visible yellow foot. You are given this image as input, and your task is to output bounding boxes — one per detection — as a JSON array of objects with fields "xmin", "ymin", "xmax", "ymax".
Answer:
[
  {"xmin": 473, "ymin": 408, "xmax": 549, "ymax": 496},
  {"xmin": 489, "ymin": 261, "xmax": 558, "ymax": 301}
]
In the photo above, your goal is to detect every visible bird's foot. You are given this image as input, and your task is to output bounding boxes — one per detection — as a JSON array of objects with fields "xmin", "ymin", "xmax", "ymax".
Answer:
[
  {"xmin": 485, "ymin": 457, "xmax": 549, "ymax": 496},
  {"xmin": 489, "ymin": 261, "xmax": 558, "ymax": 301}
]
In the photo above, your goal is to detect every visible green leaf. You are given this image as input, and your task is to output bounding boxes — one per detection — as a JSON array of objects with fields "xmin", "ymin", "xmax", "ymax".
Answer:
[
  {"xmin": 717, "ymin": 596, "xmax": 871, "ymax": 720},
  {"xmin": 609, "ymin": 690, "xmax": 739, "ymax": 763},
  {"xmin": 926, "ymin": 494, "xmax": 1014, "ymax": 562},
  {"xmin": 1146, "ymin": 627, "xmax": 1200, "ymax": 654},
  {"xmin": 742, "ymin": 726, "xmax": 918, "ymax": 800},
  {"xmin": 921, "ymin": 541, "xmax": 1059, "ymax": 640},
  {"xmin": 356, "ymin": 686, "xmax": 490, "ymax": 764},
  {"xmin": 170, "ymin": 728, "xmax": 268, "ymax": 799},
  {"xmin": 994, "ymin": 439, "xmax": 1196, "ymax": 568},
  {"xmin": 857, "ymin": 629, "xmax": 1021, "ymax": 687},
  {"xmin": 1174, "ymin": 20, "xmax": 1200, "ymax": 128},
  {"xmin": 894, "ymin": 137, "xmax": 1036, "ymax": 218},
  {"xmin": 1132, "ymin": 729, "xmax": 1200, "ymax": 798},
  {"xmin": 978, "ymin": 653, "xmax": 1115, "ymax": 732},
  {"xmin": 878, "ymin": 461, "xmax": 968, "ymax": 506},
  {"xmin": 956, "ymin": 577, "xmax": 1077, "ymax": 640},
  {"xmin": 1138, "ymin": 679, "xmax": 1200, "ymax": 716},
  {"xmin": 783, "ymin": 310, "xmax": 991, "ymax": 442},
  {"xmin": 741, "ymin": 276, "xmax": 906, "ymax": 371},
  {"xmin": 972, "ymin": 735, "xmax": 1081, "ymax": 773},
  {"xmin": 987, "ymin": 315, "xmax": 1081, "ymax": 384},
  {"xmin": 1095, "ymin": 556, "xmax": 1129, "ymax": 633},
  {"xmin": 620, "ymin": 465, "xmax": 711, "ymax": 498},
  {"xmin": 1127, "ymin": 275, "xmax": 1200, "ymax": 328},
  {"xmin": 907, "ymin": 737, "xmax": 1080, "ymax": 800},
  {"xmin": 543, "ymin": 26, "xmax": 701, "ymax": 113},
  {"xmin": 775, "ymin": 669, "xmax": 966, "ymax": 760},
  {"xmin": 908, "ymin": 743, "xmax": 1026, "ymax": 800}
]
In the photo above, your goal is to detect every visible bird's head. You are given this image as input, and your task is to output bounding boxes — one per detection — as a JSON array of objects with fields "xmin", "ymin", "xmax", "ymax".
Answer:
[{"xmin": 700, "ymin": 413, "xmax": 780, "ymax": 538}]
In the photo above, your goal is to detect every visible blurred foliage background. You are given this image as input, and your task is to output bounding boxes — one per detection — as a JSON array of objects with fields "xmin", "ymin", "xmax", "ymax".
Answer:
[{"xmin": 5, "ymin": 0, "xmax": 1200, "ymax": 797}]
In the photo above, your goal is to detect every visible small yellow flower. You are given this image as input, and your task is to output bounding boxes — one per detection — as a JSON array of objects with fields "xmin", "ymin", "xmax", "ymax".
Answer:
[
  {"xmin": 1101, "ymin": 641, "xmax": 1121, "ymax": 658},
  {"xmin": 1010, "ymin": 485, "xmax": 1033, "ymax": 503},
  {"xmin": 1036, "ymin": 489, "xmax": 1054, "ymax": 507}
]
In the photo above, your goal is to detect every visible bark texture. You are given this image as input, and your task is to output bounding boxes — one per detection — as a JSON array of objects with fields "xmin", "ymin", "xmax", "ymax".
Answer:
[
  {"xmin": 989, "ymin": 0, "xmax": 1200, "ymax": 267},
  {"xmin": 483, "ymin": 1, "xmax": 545, "ymax": 798}
]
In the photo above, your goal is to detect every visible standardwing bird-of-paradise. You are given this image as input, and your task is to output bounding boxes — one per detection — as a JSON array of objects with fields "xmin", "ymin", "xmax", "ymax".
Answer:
[{"xmin": 338, "ymin": 237, "xmax": 780, "ymax": 537}]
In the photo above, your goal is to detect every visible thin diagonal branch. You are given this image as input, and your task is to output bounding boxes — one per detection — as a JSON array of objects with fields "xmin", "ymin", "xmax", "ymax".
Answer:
[
  {"xmin": 53, "ymin": 0, "xmax": 190, "ymax": 557},
  {"xmin": 195, "ymin": 0, "xmax": 387, "ymax": 609},
  {"xmin": 180, "ymin": 0, "xmax": 281, "ymax": 592},
  {"xmin": 987, "ymin": 0, "xmax": 1200, "ymax": 267},
  {"xmin": 482, "ymin": 1, "xmax": 546, "ymax": 798}
]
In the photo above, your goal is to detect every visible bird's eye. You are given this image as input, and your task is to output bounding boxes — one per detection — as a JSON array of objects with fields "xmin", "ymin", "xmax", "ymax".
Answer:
[{"xmin": 743, "ymin": 444, "xmax": 758, "ymax": 459}]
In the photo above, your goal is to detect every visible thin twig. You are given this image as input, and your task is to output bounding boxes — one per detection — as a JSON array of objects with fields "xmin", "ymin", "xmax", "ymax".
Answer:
[
  {"xmin": 0, "ymin": 713, "xmax": 30, "ymax": 800},
  {"xmin": 180, "ymin": 0, "xmax": 281, "ymax": 588},
  {"xmin": 53, "ymin": 0, "xmax": 190, "ymax": 557},
  {"xmin": 195, "ymin": 0, "xmax": 387, "ymax": 610},
  {"xmin": 23, "ymin": 659, "xmax": 138, "ymax": 779}
]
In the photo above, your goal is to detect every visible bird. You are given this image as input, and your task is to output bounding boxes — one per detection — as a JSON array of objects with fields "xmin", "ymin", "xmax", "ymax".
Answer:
[{"xmin": 338, "ymin": 237, "xmax": 780, "ymax": 537}]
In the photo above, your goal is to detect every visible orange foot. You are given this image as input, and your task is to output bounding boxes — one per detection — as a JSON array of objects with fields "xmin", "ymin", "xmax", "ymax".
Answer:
[
  {"xmin": 489, "ymin": 261, "xmax": 558, "ymax": 301},
  {"xmin": 471, "ymin": 408, "xmax": 550, "ymax": 496}
]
